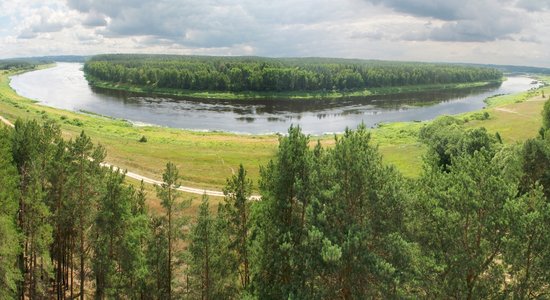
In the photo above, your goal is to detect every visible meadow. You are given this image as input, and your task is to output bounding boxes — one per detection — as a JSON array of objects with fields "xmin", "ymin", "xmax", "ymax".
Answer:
[{"xmin": 1, "ymin": 67, "xmax": 547, "ymax": 194}]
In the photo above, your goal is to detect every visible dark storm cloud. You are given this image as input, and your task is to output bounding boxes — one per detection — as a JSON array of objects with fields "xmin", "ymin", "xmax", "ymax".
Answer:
[{"xmin": 364, "ymin": 0, "xmax": 527, "ymax": 42}]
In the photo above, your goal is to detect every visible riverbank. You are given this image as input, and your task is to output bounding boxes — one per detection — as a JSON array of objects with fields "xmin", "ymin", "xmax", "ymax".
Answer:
[
  {"xmin": 1, "ymin": 66, "xmax": 548, "ymax": 193},
  {"xmin": 86, "ymin": 74, "xmax": 502, "ymax": 100}
]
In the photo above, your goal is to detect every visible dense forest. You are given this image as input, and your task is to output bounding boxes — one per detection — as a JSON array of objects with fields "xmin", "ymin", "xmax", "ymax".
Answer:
[
  {"xmin": 0, "ymin": 60, "xmax": 47, "ymax": 71},
  {"xmin": 84, "ymin": 54, "xmax": 503, "ymax": 93},
  {"xmin": 1, "ymin": 103, "xmax": 550, "ymax": 298}
]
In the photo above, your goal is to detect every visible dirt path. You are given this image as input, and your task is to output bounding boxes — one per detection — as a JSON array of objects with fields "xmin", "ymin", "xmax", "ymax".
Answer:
[
  {"xmin": 0, "ymin": 115, "xmax": 14, "ymax": 127},
  {"xmin": 494, "ymin": 107, "xmax": 531, "ymax": 118},
  {"xmin": 0, "ymin": 114, "xmax": 260, "ymax": 200}
]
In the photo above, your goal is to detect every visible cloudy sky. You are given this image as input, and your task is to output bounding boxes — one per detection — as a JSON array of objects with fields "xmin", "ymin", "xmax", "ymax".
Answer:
[{"xmin": 1, "ymin": 0, "xmax": 549, "ymax": 67}]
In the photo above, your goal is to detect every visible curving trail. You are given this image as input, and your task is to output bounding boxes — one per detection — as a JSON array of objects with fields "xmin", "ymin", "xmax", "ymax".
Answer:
[
  {"xmin": 0, "ymin": 115, "xmax": 14, "ymax": 127},
  {"xmin": 0, "ymin": 114, "xmax": 261, "ymax": 200}
]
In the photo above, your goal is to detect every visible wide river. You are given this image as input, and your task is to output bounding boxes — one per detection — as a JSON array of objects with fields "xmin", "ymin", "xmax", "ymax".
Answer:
[{"xmin": 10, "ymin": 63, "xmax": 538, "ymax": 135}]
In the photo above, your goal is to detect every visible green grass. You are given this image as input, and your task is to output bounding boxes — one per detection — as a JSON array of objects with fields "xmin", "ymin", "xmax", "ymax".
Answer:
[
  {"xmin": 88, "ymin": 75, "xmax": 501, "ymax": 100},
  {"xmin": 1, "ymin": 66, "xmax": 548, "ymax": 191}
]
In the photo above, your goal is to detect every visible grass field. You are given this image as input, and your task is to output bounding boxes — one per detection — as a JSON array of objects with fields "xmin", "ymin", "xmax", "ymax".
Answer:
[{"xmin": 1, "ymin": 67, "xmax": 548, "ymax": 197}]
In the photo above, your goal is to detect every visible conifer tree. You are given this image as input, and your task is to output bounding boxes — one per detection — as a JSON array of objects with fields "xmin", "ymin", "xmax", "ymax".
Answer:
[
  {"xmin": 411, "ymin": 149, "xmax": 515, "ymax": 298},
  {"xmin": 156, "ymin": 162, "xmax": 189, "ymax": 299},
  {"xmin": 188, "ymin": 194, "xmax": 236, "ymax": 299},
  {"xmin": 67, "ymin": 131, "xmax": 105, "ymax": 300},
  {"xmin": 252, "ymin": 125, "xmax": 314, "ymax": 298},
  {"xmin": 504, "ymin": 187, "xmax": 550, "ymax": 298},
  {"xmin": 12, "ymin": 120, "xmax": 59, "ymax": 299},
  {"xmin": 221, "ymin": 164, "xmax": 253, "ymax": 291},
  {"xmin": 93, "ymin": 169, "xmax": 150, "ymax": 299},
  {"xmin": 0, "ymin": 126, "xmax": 21, "ymax": 299}
]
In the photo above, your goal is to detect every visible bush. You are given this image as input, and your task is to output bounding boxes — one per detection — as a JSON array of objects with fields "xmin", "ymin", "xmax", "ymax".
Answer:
[
  {"xmin": 543, "ymin": 100, "xmax": 550, "ymax": 130},
  {"xmin": 70, "ymin": 118, "xmax": 83, "ymax": 127},
  {"xmin": 139, "ymin": 135, "xmax": 147, "ymax": 143}
]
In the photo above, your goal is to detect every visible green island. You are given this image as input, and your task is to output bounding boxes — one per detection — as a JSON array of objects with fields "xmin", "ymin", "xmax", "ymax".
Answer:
[
  {"xmin": 1, "ymin": 61, "xmax": 550, "ymax": 299},
  {"xmin": 84, "ymin": 54, "xmax": 503, "ymax": 99}
]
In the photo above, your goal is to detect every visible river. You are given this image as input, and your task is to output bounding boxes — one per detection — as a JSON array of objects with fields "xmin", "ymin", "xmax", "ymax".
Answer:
[{"xmin": 9, "ymin": 63, "xmax": 538, "ymax": 135}]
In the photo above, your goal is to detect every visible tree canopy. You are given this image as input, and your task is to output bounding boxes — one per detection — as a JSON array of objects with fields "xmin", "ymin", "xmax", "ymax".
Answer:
[
  {"xmin": 1, "ymin": 111, "xmax": 550, "ymax": 298},
  {"xmin": 84, "ymin": 54, "xmax": 503, "ymax": 93}
]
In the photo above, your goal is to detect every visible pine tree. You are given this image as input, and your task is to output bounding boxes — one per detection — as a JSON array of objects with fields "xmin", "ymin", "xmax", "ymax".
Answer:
[
  {"xmin": 306, "ymin": 124, "xmax": 415, "ymax": 298},
  {"xmin": 221, "ymin": 164, "xmax": 252, "ymax": 291},
  {"xmin": 504, "ymin": 187, "xmax": 550, "ymax": 298},
  {"xmin": 411, "ymin": 149, "xmax": 514, "ymax": 298},
  {"xmin": 122, "ymin": 181, "xmax": 151, "ymax": 299},
  {"xmin": 0, "ymin": 126, "xmax": 22, "ymax": 299},
  {"xmin": 252, "ymin": 125, "xmax": 314, "ymax": 298},
  {"xmin": 188, "ymin": 194, "xmax": 236, "ymax": 299},
  {"xmin": 12, "ymin": 120, "xmax": 59, "ymax": 299},
  {"xmin": 156, "ymin": 162, "xmax": 188, "ymax": 299},
  {"xmin": 67, "ymin": 131, "xmax": 105, "ymax": 300},
  {"xmin": 93, "ymin": 168, "xmax": 151, "ymax": 299}
]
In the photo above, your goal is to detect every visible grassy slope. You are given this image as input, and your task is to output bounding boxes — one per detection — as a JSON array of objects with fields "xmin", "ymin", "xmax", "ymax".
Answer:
[
  {"xmin": 1, "ymin": 68, "xmax": 548, "ymax": 194},
  {"xmin": 88, "ymin": 75, "xmax": 500, "ymax": 100}
]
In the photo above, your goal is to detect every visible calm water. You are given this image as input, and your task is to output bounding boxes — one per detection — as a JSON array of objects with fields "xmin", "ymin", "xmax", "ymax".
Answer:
[{"xmin": 10, "ymin": 63, "xmax": 538, "ymax": 135}]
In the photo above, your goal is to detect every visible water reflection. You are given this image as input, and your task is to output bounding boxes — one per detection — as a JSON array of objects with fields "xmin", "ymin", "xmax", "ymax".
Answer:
[{"xmin": 10, "ymin": 63, "xmax": 538, "ymax": 135}]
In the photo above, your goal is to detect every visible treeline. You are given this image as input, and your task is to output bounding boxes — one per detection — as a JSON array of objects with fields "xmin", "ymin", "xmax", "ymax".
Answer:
[
  {"xmin": 2, "ymin": 104, "xmax": 550, "ymax": 298},
  {"xmin": 0, "ymin": 60, "xmax": 43, "ymax": 71},
  {"xmin": 84, "ymin": 54, "xmax": 503, "ymax": 93}
]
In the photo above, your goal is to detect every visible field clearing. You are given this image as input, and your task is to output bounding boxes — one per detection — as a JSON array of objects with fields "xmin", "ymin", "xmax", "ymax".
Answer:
[{"xmin": 1, "ymin": 67, "xmax": 548, "ymax": 193}]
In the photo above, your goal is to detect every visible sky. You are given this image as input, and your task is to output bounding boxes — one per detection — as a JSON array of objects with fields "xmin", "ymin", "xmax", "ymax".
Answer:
[{"xmin": 1, "ymin": 0, "xmax": 549, "ymax": 67}]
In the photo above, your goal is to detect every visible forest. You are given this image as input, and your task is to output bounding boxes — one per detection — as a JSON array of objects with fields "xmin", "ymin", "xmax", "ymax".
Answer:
[
  {"xmin": 0, "ymin": 60, "xmax": 45, "ymax": 71},
  {"xmin": 83, "ymin": 54, "xmax": 503, "ymax": 93},
  {"xmin": 1, "ymin": 100, "xmax": 550, "ymax": 299}
]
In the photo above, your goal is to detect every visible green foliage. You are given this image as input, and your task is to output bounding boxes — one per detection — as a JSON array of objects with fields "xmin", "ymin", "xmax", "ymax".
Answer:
[
  {"xmin": 542, "ymin": 99, "xmax": 550, "ymax": 130},
  {"xmin": 519, "ymin": 137, "xmax": 550, "ymax": 198},
  {"xmin": 252, "ymin": 125, "xmax": 314, "ymax": 298},
  {"xmin": 503, "ymin": 187, "xmax": 550, "ymax": 298},
  {"xmin": 251, "ymin": 124, "xmax": 420, "ymax": 298},
  {"xmin": 410, "ymin": 149, "xmax": 516, "ymax": 298},
  {"xmin": 67, "ymin": 131, "xmax": 106, "ymax": 299},
  {"xmin": 0, "ymin": 127, "xmax": 21, "ymax": 299},
  {"xmin": 2, "ymin": 117, "xmax": 550, "ymax": 299},
  {"xmin": 221, "ymin": 164, "xmax": 253, "ymax": 291},
  {"xmin": 84, "ymin": 54, "xmax": 502, "ymax": 93},
  {"xmin": 92, "ymin": 168, "xmax": 150, "ymax": 298},
  {"xmin": 156, "ymin": 162, "xmax": 191, "ymax": 299},
  {"xmin": 188, "ymin": 195, "xmax": 237, "ymax": 299},
  {"xmin": 304, "ymin": 124, "xmax": 417, "ymax": 298},
  {"xmin": 0, "ymin": 59, "xmax": 37, "ymax": 70},
  {"xmin": 419, "ymin": 116, "xmax": 497, "ymax": 170},
  {"xmin": 12, "ymin": 120, "xmax": 60, "ymax": 298}
]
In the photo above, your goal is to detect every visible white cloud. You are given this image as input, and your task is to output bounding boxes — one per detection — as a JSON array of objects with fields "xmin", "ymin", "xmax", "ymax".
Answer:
[{"xmin": 0, "ymin": 0, "xmax": 548, "ymax": 68}]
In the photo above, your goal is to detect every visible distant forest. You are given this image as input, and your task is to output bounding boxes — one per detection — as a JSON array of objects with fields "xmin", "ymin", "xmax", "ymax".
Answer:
[
  {"xmin": 0, "ymin": 59, "xmax": 48, "ymax": 70},
  {"xmin": 83, "ymin": 54, "xmax": 503, "ymax": 93},
  {"xmin": 0, "ymin": 56, "xmax": 87, "ymax": 71}
]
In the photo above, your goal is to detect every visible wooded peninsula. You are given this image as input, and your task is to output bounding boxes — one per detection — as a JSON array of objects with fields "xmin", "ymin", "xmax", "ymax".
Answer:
[{"xmin": 83, "ymin": 54, "xmax": 503, "ymax": 99}]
